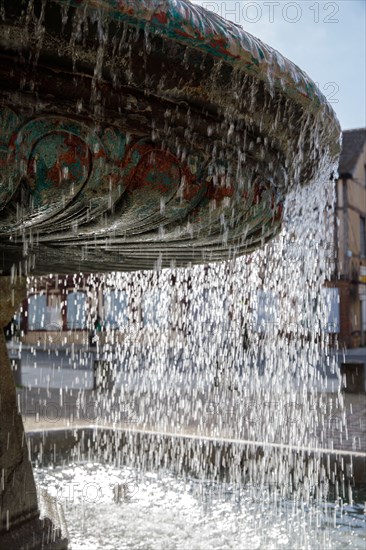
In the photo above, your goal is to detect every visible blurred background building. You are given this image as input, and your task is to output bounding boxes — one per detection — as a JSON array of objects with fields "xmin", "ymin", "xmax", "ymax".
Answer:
[{"xmin": 333, "ymin": 128, "xmax": 366, "ymax": 348}]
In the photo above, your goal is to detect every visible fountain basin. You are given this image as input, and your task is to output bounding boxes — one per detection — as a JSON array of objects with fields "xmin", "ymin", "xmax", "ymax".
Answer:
[
  {"xmin": 26, "ymin": 427, "xmax": 366, "ymax": 548},
  {"xmin": 0, "ymin": 0, "xmax": 341, "ymax": 274}
]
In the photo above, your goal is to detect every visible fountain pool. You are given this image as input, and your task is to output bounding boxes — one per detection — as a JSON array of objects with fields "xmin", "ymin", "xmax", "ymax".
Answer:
[{"xmin": 34, "ymin": 462, "xmax": 365, "ymax": 550}]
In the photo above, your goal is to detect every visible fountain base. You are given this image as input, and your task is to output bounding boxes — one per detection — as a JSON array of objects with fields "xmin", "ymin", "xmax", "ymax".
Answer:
[
  {"xmin": 0, "ymin": 277, "xmax": 68, "ymax": 549},
  {"xmin": 0, "ymin": 515, "xmax": 68, "ymax": 550}
]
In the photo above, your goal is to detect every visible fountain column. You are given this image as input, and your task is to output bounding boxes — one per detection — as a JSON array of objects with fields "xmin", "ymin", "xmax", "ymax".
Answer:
[{"xmin": 0, "ymin": 277, "xmax": 68, "ymax": 549}]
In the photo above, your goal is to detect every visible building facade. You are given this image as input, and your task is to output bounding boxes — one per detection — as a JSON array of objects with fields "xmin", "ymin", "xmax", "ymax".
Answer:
[{"xmin": 333, "ymin": 128, "xmax": 366, "ymax": 348}]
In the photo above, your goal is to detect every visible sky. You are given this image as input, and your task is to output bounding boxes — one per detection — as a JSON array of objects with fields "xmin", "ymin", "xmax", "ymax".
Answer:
[{"xmin": 190, "ymin": 0, "xmax": 366, "ymax": 130}]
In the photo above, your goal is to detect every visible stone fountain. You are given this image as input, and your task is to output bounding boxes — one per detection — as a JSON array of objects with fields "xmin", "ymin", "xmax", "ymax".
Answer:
[
  {"xmin": 0, "ymin": 0, "xmax": 341, "ymax": 548},
  {"xmin": 0, "ymin": 0, "xmax": 340, "ymax": 275}
]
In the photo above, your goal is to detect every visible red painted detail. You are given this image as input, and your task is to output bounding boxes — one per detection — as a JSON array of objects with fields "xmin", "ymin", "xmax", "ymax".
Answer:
[
  {"xmin": 206, "ymin": 180, "xmax": 235, "ymax": 202},
  {"xmin": 122, "ymin": 141, "xmax": 204, "ymax": 205},
  {"xmin": 175, "ymin": 29, "xmax": 194, "ymax": 39},
  {"xmin": 209, "ymin": 38, "xmax": 238, "ymax": 60},
  {"xmin": 28, "ymin": 134, "xmax": 90, "ymax": 189},
  {"xmin": 154, "ymin": 12, "xmax": 168, "ymax": 24},
  {"xmin": 126, "ymin": 145, "xmax": 181, "ymax": 195},
  {"xmin": 94, "ymin": 149, "xmax": 106, "ymax": 160},
  {"xmin": 117, "ymin": 0, "xmax": 134, "ymax": 15},
  {"xmin": 8, "ymin": 133, "xmax": 18, "ymax": 151},
  {"xmin": 252, "ymin": 182, "xmax": 265, "ymax": 205},
  {"xmin": 182, "ymin": 170, "xmax": 201, "ymax": 201}
]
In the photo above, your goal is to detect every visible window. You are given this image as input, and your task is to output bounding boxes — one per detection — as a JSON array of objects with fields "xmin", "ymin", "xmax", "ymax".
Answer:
[
  {"xmin": 45, "ymin": 294, "xmax": 62, "ymax": 327},
  {"xmin": 321, "ymin": 287, "xmax": 340, "ymax": 333},
  {"xmin": 28, "ymin": 295, "xmax": 47, "ymax": 330},
  {"xmin": 142, "ymin": 290, "xmax": 169, "ymax": 327},
  {"xmin": 361, "ymin": 299, "xmax": 366, "ymax": 334},
  {"xmin": 196, "ymin": 286, "xmax": 228, "ymax": 335},
  {"xmin": 67, "ymin": 292, "xmax": 86, "ymax": 329},
  {"xmin": 254, "ymin": 291, "xmax": 278, "ymax": 333},
  {"xmin": 103, "ymin": 290, "xmax": 128, "ymax": 328},
  {"xmin": 360, "ymin": 216, "xmax": 366, "ymax": 257}
]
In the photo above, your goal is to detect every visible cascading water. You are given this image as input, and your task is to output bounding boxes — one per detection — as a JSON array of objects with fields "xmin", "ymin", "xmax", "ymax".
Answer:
[
  {"xmin": 23, "ymin": 171, "xmax": 365, "ymax": 548},
  {"xmin": 1, "ymin": 1, "xmax": 364, "ymax": 549}
]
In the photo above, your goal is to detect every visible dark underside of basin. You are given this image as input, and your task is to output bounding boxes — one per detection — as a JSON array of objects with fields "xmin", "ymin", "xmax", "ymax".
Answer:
[{"xmin": 0, "ymin": 0, "xmax": 339, "ymax": 275}]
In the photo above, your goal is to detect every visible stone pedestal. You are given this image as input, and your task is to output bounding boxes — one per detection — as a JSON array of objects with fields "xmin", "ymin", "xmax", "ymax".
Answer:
[{"xmin": 0, "ymin": 277, "xmax": 68, "ymax": 549}]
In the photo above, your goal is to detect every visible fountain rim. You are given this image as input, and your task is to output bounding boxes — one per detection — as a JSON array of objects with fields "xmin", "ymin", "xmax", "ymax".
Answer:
[
  {"xmin": 56, "ymin": 0, "xmax": 340, "ymax": 124},
  {"xmin": 26, "ymin": 425, "xmax": 366, "ymax": 459}
]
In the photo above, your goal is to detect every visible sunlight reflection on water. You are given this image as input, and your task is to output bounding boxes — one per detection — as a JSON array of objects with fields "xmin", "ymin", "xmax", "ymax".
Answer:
[{"xmin": 36, "ymin": 464, "xmax": 365, "ymax": 550}]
